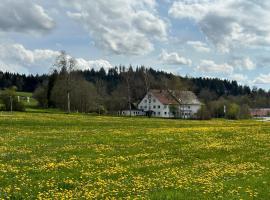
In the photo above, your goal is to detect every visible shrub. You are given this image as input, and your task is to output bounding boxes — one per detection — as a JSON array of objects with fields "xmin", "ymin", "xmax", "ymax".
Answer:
[
  {"xmin": 239, "ymin": 104, "xmax": 251, "ymax": 119},
  {"xmin": 226, "ymin": 103, "xmax": 240, "ymax": 120},
  {"xmin": 196, "ymin": 105, "xmax": 212, "ymax": 120},
  {"xmin": 33, "ymin": 85, "xmax": 48, "ymax": 108}
]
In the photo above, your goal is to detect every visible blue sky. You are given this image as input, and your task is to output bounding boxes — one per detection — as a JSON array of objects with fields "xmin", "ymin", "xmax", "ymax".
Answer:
[{"xmin": 0, "ymin": 0, "xmax": 269, "ymax": 90}]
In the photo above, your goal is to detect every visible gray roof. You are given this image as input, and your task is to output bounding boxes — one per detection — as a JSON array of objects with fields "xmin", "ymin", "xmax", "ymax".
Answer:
[
  {"xmin": 149, "ymin": 90, "xmax": 201, "ymax": 105},
  {"xmin": 169, "ymin": 90, "xmax": 202, "ymax": 105}
]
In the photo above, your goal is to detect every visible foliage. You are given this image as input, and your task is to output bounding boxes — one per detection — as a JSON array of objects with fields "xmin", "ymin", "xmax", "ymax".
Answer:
[
  {"xmin": 226, "ymin": 103, "xmax": 240, "ymax": 120},
  {"xmin": 0, "ymin": 87, "xmax": 25, "ymax": 111},
  {"xmin": 196, "ymin": 104, "xmax": 212, "ymax": 120},
  {"xmin": 239, "ymin": 104, "xmax": 251, "ymax": 119},
  {"xmin": 0, "ymin": 113, "xmax": 270, "ymax": 199},
  {"xmin": 208, "ymin": 98, "xmax": 226, "ymax": 118},
  {"xmin": 51, "ymin": 74, "xmax": 98, "ymax": 113},
  {"xmin": 169, "ymin": 105, "xmax": 178, "ymax": 118},
  {"xmin": 33, "ymin": 83, "xmax": 48, "ymax": 108}
]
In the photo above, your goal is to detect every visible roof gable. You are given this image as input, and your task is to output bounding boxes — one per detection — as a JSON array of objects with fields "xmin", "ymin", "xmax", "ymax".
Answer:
[
  {"xmin": 149, "ymin": 89, "xmax": 201, "ymax": 105},
  {"xmin": 149, "ymin": 90, "xmax": 178, "ymax": 105},
  {"xmin": 171, "ymin": 90, "xmax": 201, "ymax": 105}
]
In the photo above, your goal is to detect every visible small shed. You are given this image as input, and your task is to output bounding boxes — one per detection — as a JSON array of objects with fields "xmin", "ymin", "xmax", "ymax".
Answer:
[{"xmin": 119, "ymin": 103, "xmax": 145, "ymax": 116}]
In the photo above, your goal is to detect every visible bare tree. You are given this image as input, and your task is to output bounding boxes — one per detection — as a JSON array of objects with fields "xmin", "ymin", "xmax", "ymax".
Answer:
[
  {"xmin": 122, "ymin": 67, "xmax": 133, "ymax": 117},
  {"xmin": 66, "ymin": 57, "xmax": 76, "ymax": 113},
  {"xmin": 53, "ymin": 51, "xmax": 76, "ymax": 113},
  {"xmin": 142, "ymin": 67, "xmax": 150, "ymax": 94}
]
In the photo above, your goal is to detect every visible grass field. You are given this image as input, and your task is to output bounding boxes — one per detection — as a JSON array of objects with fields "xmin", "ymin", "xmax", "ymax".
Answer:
[{"xmin": 0, "ymin": 112, "xmax": 270, "ymax": 199}]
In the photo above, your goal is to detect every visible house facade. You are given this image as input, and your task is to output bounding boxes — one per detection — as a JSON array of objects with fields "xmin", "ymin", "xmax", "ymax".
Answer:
[{"xmin": 138, "ymin": 90, "xmax": 202, "ymax": 118}]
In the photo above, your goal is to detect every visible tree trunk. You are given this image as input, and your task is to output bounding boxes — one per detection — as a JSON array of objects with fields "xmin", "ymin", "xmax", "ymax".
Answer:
[
  {"xmin": 10, "ymin": 96, "xmax": 13, "ymax": 113},
  {"xmin": 67, "ymin": 92, "xmax": 70, "ymax": 113}
]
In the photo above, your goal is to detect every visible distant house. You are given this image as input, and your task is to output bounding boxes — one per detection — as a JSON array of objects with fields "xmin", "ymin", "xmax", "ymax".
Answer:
[
  {"xmin": 138, "ymin": 90, "xmax": 202, "ymax": 119},
  {"xmin": 250, "ymin": 108, "xmax": 270, "ymax": 118}
]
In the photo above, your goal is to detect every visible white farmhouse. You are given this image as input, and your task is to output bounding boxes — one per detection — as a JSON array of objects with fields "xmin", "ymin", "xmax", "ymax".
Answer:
[{"xmin": 138, "ymin": 90, "xmax": 202, "ymax": 118}]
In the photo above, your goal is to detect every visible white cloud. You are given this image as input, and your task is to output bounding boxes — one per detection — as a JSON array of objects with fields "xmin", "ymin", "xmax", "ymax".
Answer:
[
  {"xmin": 197, "ymin": 60, "xmax": 234, "ymax": 74},
  {"xmin": 187, "ymin": 41, "xmax": 210, "ymax": 52},
  {"xmin": 169, "ymin": 0, "xmax": 270, "ymax": 52},
  {"xmin": 76, "ymin": 58, "xmax": 113, "ymax": 71},
  {"xmin": 169, "ymin": 0, "xmax": 213, "ymax": 21},
  {"xmin": 254, "ymin": 73, "xmax": 270, "ymax": 84},
  {"xmin": 230, "ymin": 73, "xmax": 248, "ymax": 82},
  {"xmin": 159, "ymin": 50, "xmax": 192, "ymax": 65},
  {"xmin": 0, "ymin": 43, "xmax": 59, "ymax": 74},
  {"xmin": 0, "ymin": 43, "xmax": 113, "ymax": 74},
  {"xmin": 64, "ymin": 0, "xmax": 167, "ymax": 55},
  {"xmin": 0, "ymin": 0, "xmax": 55, "ymax": 34},
  {"xmin": 231, "ymin": 57, "xmax": 256, "ymax": 71}
]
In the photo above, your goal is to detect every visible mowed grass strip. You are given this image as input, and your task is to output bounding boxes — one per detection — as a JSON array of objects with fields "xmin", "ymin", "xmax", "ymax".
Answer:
[{"xmin": 0, "ymin": 113, "xmax": 270, "ymax": 199}]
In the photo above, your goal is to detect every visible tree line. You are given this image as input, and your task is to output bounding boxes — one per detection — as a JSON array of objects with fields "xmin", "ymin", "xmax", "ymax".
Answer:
[{"xmin": 1, "ymin": 51, "xmax": 270, "ymax": 118}]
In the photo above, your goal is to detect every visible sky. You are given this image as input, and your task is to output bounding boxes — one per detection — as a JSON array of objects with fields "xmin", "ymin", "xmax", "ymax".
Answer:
[{"xmin": 0, "ymin": 0, "xmax": 270, "ymax": 90}]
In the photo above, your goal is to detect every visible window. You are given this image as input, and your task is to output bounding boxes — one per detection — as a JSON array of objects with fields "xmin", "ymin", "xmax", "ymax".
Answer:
[
  {"xmin": 149, "ymin": 99, "xmax": 152, "ymax": 103},
  {"xmin": 144, "ymin": 106, "xmax": 147, "ymax": 109},
  {"xmin": 158, "ymin": 112, "xmax": 160, "ymax": 115},
  {"xmin": 153, "ymin": 99, "xmax": 156, "ymax": 103},
  {"xmin": 164, "ymin": 112, "xmax": 167, "ymax": 115},
  {"xmin": 188, "ymin": 106, "xmax": 191, "ymax": 109},
  {"xmin": 140, "ymin": 106, "xmax": 143, "ymax": 109},
  {"xmin": 153, "ymin": 105, "xmax": 156, "ymax": 109},
  {"xmin": 158, "ymin": 105, "xmax": 160, "ymax": 109},
  {"xmin": 144, "ymin": 99, "xmax": 147, "ymax": 103}
]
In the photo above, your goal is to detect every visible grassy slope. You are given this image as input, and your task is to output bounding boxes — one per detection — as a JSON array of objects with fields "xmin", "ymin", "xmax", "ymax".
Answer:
[{"xmin": 0, "ymin": 113, "xmax": 270, "ymax": 199}]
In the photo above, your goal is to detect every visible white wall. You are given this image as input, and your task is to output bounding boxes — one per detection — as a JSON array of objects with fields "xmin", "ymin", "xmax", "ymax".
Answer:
[
  {"xmin": 138, "ymin": 92, "xmax": 201, "ymax": 119},
  {"xmin": 138, "ymin": 92, "xmax": 171, "ymax": 118},
  {"xmin": 179, "ymin": 104, "xmax": 201, "ymax": 118},
  {"xmin": 121, "ymin": 110, "xmax": 145, "ymax": 116}
]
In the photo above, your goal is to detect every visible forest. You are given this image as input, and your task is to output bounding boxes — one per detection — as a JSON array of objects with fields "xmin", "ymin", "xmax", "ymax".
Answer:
[{"xmin": 0, "ymin": 52, "xmax": 269, "ymax": 118}]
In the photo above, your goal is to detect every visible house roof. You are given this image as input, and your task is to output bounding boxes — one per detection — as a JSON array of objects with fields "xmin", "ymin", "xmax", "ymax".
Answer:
[
  {"xmin": 149, "ymin": 89, "xmax": 201, "ymax": 105},
  {"xmin": 149, "ymin": 90, "xmax": 179, "ymax": 105},
  {"xmin": 171, "ymin": 90, "xmax": 202, "ymax": 105}
]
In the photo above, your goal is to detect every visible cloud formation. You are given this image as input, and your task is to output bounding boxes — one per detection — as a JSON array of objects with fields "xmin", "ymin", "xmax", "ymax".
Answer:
[
  {"xmin": 230, "ymin": 74, "xmax": 248, "ymax": 82},
  {"xmin": 197, "ymin": 60, "xmax": 234, "ymax": 74},
  {"xmin": 231, "ymin": 57, "xmax": 256, "ymax": 71},
  {"xmin": 187, "ymin": 41, "xmax": 210, "ymax": 52},
  {"xmin": 254, "ymin": 73, "xmax": 270, "ymax": 84},
  {"xmin": 0, "ymin": 0, "xmax": 55, "ymax": 34},
  {"xmin": 159, "ymin": 50, "xmax": 192, "ymax": 65},
  {"xmin": 0, "ymin": 43, "xmax": 113, "ymax": 74},
  {"xmin": 64, "ymin": 0, "xmax": 167, "ymax": 55},
  {"xmin": 169, "ymin": 0, "xmax": 270, "ymax": 52}
]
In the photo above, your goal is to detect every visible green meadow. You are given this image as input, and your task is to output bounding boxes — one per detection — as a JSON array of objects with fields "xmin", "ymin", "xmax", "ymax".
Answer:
[{"xmin": 0, "ymin": 112, "xmax": 270, "ymax": 199}]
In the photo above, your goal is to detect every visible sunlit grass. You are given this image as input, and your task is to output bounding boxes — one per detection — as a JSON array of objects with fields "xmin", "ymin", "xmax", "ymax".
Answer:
[{"xmin": 0, "ymin": 113, "xmax": 269, "ymax": 199}]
